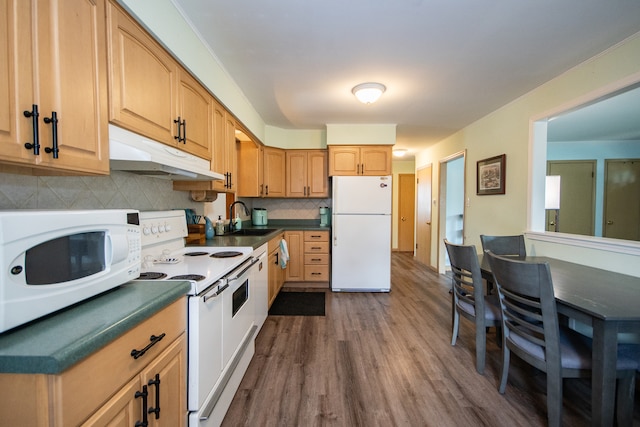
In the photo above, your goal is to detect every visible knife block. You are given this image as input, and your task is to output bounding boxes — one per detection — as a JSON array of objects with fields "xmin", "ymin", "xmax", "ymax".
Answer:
[{"xmin": 186, "ymin": 224, "xmax": 206, "ymax": 244}]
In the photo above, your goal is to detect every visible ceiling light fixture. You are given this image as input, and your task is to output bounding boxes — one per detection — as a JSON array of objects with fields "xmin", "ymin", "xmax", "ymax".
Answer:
[
  {"xmin": 393, "ymin": 149, "xmax": 407, "ymax": 157},
  {"xmin": 352, "ymin": 82, "xmax": 386, "ymax": 104}
]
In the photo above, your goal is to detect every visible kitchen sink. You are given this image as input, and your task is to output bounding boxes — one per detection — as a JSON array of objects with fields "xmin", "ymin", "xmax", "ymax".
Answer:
[{"xmin": 229, "ymin": 228, "xmax": 277, "ymax": 236}]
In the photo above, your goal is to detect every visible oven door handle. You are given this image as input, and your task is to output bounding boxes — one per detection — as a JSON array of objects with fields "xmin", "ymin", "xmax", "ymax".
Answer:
[
  {"xmin": 201, "ymin": 282, "xmax": 228, "ymax": 302},
  {"xmin": 226, "ymin": 257, "xmax": 260, "ymax": 282}
]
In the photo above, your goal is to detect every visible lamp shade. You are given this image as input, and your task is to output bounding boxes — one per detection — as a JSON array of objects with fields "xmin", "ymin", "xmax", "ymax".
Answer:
[
  {"xmin": 545, "ymin": 175, "xmax": 561, "ymax": 210},
  {"xmin": 352, "ymin": 82, "xmax": 386, "ymax": 104}
]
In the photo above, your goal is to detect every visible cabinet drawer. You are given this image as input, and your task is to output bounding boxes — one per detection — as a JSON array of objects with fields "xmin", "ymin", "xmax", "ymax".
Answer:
[
  {"xmin": 53, "ymin": 299, "xmax": 187, "ymax": 426},
  {"xmin": 304, "ymin": 231, "xmax": 329, "ymax": 242},
  {"xmin": 304, "ymin": 265, "xmax": 329, "ymax": 281},
  {"xmin": 304, "ymin": 253, "xmax": 329, "ymax": 265},
  {"xmin": 304, "ymin": 241, "xmax": 329, "ymax": 253}
]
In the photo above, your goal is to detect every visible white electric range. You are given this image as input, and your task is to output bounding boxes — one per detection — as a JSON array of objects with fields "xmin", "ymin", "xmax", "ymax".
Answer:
[{"xmin": 138, "ymin": 210, "xmax": 265, "ymax": 426}]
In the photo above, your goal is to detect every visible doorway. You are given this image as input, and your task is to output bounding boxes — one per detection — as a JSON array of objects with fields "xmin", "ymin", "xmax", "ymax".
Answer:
[
  {"xmin": 397, "ymin": 174, "xmax": 415, "ymax": 252},
  {"xmin": 415, "ymin": 165, "xmax": 432, "ymax": 267},
  {"xmin": 439, "ymin": 152, "xmax": 466, "ymax": 273}
]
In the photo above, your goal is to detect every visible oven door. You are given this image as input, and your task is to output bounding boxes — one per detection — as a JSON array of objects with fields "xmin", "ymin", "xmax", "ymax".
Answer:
[
  {"xmin": 222, "ymin": 257, "xmax": 259, "ymax": 368},
  {"xmin": 188, "ymin": 279, "xmax": 226, "ymax": 412}
]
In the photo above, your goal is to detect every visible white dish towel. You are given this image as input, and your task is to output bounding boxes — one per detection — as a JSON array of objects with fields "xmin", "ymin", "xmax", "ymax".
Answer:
[{"xmin": 279, "ymin": 238, "xmax": 289, "ymax": 269}]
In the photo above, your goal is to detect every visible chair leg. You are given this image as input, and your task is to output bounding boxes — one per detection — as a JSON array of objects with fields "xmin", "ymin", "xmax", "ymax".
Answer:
[
  {"xmin": 616, "ymin": 372, "xmax": 635, "ymax": 427},
  {"xmin": 546, "ymin": 373, "xmax": 562, "ymax": 427},
  {"xmin": 476, "ymin": 323, "xmax": 486, "ymax": 374},
  {"xmin": 451, "ymin": 309, "xmax": 459, "ymax": 346},
  {"xmin": 498, "ymin": 345, "xmax": 510, "ymax": 394}
]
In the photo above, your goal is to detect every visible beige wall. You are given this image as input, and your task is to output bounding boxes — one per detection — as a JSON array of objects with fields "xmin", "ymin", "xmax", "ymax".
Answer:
[{"xmin": 416, "ymin": 32, "xmax": 640, "ymax": 277}]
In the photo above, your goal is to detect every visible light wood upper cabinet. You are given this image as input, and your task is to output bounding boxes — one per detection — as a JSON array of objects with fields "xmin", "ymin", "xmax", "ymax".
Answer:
[
  {"xmin": 178, "ymin": 70, "xmax": 213, "ymax": 160},
  {"xmin": 328, "ymin": 145, "xmax": 392, "ymax": 176},
  {"xmin": 210, "ymin": 100, "xmax": 237, "ymax": 192},
  {"xmin": 237, "ymin": 139, "xmax": 264, "ymax": 197},
  {"xmin": 286, "ymin": 150, "xmax": 329, "ymax": 198},
  {"xmin": 107, "ymin": 2, "xmax": 211, "ymax": 160},
  {"xmin": 0, "ymin": 0, "xmax": 109, "ymax": 175},
  {"xmin": 263, "ymin": 147, "xmax": 286, "ymax": 197}
]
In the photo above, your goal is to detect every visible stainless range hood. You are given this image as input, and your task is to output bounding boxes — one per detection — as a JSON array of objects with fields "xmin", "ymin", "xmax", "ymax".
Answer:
[{"xmin": 109, "ymin": 124, "xmax": 224, "ymax": 181}]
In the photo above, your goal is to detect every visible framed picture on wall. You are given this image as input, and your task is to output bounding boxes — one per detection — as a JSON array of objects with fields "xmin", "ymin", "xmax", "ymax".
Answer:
[{"xmin": 477, "ymin": 154, "xmax": 506, "ymax": 195}]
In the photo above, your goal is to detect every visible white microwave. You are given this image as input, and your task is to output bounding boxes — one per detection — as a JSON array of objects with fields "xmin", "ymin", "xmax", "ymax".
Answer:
[{"xmin": 0, "ymin": 209, "xmax": 141, "ymax": 333}]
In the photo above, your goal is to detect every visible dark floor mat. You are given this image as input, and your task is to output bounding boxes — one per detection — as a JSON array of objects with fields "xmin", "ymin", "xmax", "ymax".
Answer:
[{"xmin": 268, "ymin": 291, "xmax": 326, "ymax": 316}]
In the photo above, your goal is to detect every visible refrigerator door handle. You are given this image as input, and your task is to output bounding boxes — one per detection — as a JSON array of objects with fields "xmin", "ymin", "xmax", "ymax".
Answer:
[{"xmin": 333, "ymin": 216, "xmax": 337, "ymax": 246}]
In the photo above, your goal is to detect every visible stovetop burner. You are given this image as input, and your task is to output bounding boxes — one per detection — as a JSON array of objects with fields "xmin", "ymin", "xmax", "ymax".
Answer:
[
  {"xmin": 184, "ymin": 251, "xmax": 209, "ymax": 257},
  {"xmin": 169, "ymin": 274, "xmax": 207, "ymax": 281},
  {"xmin": 138, "ymin": 272, "xmax": 167, "ymax": 280},
  {"xmin": 211, "ymin": 251, "xmax": 243, "ymax": 258}
]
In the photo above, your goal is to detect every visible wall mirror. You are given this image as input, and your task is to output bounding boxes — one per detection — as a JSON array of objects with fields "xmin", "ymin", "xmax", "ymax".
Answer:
[{"xmin": 542, "ymin": 82, "xmax": 640, "ymax": 242}]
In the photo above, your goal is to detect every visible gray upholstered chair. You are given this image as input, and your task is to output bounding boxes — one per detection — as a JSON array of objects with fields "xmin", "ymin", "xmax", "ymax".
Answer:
[
  {"xmin": 444, "ymin": 240, "xmax": 501, "ymax": 374},
  {"xmin": 485, "ymin": 251, "xmax": 638, "ymax": 427}
]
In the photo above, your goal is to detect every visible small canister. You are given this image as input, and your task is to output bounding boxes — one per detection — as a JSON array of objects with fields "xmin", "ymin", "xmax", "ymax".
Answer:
[{"xmin": 319, "ymin": 207, "xmax": 330, "ymax": 226}]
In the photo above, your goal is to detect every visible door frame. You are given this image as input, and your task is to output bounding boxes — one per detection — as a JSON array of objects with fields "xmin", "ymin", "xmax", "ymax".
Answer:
[{"xmin": 438, "ymin": 150, "xmax": 466, "ymax": 274}]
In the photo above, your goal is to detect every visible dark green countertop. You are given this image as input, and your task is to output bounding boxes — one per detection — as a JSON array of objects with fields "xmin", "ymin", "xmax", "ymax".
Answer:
[
  {"xmin": 188, "ymin": 220, "xmax": 331, "ymax": 249},
  {"xmin": 0, "ymin": 281, "xmax": 191, "ymax": 374}
]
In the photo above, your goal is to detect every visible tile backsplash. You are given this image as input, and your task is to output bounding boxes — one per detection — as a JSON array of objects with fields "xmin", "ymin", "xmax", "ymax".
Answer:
[
  {"xmin": 0, "ymin": 171, "xmax": 330, "ymax": 220},
  {"xmin": 0, "ymin": 171, "xmax": 201, "ymax": 211}
]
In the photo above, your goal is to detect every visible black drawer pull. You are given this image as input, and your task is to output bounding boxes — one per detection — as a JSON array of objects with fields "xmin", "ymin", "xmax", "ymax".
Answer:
[{"xmin": 131, "ymin": 333, "xmax": 166, "ymax": 359}]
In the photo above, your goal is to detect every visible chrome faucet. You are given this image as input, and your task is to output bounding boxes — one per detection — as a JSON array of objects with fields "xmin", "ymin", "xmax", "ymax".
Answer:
[{"xmin": 229, "ymin": 201, "xmax": 249, "ymax": 232}]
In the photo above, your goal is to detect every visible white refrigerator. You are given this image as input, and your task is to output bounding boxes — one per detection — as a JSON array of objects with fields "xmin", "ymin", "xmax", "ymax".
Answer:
[{"xmin": 331, "ymin": 175, "xmax": 392, "ymax": 292}]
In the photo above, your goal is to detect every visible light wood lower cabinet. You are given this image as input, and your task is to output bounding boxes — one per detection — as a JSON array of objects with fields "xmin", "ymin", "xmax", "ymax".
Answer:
[
  {"xmin": 0, "ymin": 299, "xmax": 187, "ymax": 427},
  {"xmin": 268, "ymin": 233, "xmax": 285, "ymax": 307},
  {"xmin": 285, "ymin": 230, "xmax": 330, "ymax": 284},
  {"xmin": 83, "ymin": 334, "xmax": 186, "ymax": 427}
]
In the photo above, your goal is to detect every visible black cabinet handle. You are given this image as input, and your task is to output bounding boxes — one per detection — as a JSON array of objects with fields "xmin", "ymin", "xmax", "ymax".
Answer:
[
  {"xmin": 135, "ymin": 385, "xmax": 149, "ymax": 427},
  {"xmin": 181, "ymin": 119, "xmax": 186, "ymax": 144},
  {"xmin": 130, "ymin": 333, "xmax": 166, "ymax": 359},
  {"xmin": 147, "ymin": 373, "xmax": 161, "ymax": 419},
  {"xmin": 23, "ymin": 104, "xmax": 40, "ymax": 155},
  {"xmin": 43, "ymin": 112, "xmax": 59, "ymax": 158},
  {"xmin": 275, "ymin": 252, "xmax": 279, "ymax": 265}
]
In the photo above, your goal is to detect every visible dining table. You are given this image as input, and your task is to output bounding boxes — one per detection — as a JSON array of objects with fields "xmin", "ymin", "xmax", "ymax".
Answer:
[{"xmin": 478, "ymin": 254, "xmax": 640, "ymax": 427}]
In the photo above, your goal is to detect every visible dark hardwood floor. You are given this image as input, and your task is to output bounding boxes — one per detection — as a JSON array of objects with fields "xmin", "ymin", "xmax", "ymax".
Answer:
[{"xmin": 223, "ymin": 252, "xmax": 639, "ymax": 426}]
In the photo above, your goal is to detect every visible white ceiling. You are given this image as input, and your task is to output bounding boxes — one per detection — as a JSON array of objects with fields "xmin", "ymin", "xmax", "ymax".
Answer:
[{"xmin": 172, "ymin": 0, "xmax": 640, "ymax": 156}]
